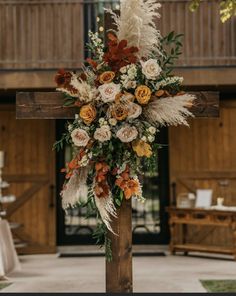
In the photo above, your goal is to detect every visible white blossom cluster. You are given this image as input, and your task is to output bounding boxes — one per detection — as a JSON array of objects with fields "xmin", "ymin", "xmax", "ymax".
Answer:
[
  {"xmin": 156, "ymin": 76, "xmax": 184, "ymax": 90},
  {"xmin": 120, "ymin": 64, "xmax": 137, "ymax": 89},
  {"xmin": 88, "ymin": 31, "xmax": 104, "ymax": 61}
]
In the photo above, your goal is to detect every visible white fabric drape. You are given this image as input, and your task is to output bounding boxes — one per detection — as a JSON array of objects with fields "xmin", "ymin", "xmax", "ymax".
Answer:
[{"xmin": 0, "ymin": 219, "xmax": 21, "ymax": 279}]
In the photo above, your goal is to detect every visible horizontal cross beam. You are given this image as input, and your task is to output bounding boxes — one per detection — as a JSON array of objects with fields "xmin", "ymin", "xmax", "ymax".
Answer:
[{"xmin": 16, "ymin": 91, "xmax": 219, "ymax": 119}]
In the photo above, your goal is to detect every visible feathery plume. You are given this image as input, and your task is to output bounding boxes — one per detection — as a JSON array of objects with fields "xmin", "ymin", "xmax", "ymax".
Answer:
[
  {"xmin": 143, "ymin": 94, "xmax": 195, "ymax": 127},
  {"xmin": 107, "ymin": 0, "xmax": 162, "ymax": 58},
  {"xmin": 61, "ymin": 167, "xmax": 89, "ymax": 209}
]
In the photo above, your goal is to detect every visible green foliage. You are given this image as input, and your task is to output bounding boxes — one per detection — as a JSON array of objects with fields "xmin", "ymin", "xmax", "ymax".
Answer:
[
  {"xmin": 63, "ymin": 96, "xmax": 76, "ymax": 107},
  {"xmin": 93, "ymin": 222, "xmax": 113, "ymax": 262},
  {"xmin": 190, "ymin": 0, "xmax": 236, "ymax": 22},
  {"xmin": 53, "ymin": 131, "xmax": 71, "ymax": 152},
  {"xmin": 159, "ymin": 31, "xmax": 183, "ymax": 76}
]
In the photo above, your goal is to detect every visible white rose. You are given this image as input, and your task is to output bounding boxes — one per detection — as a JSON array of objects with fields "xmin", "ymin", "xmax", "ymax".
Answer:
[
  {"xmin": 148, "ymin": 135, "xmax": 155, "ymax": 143},
  {"xmin": 116, "ymin": 125, "xmax": 138, "ymax": 143},
  {"xmin": 141, "ymin": 59, "xmax": 162, "ymax": 80},
  {"xmin": 94, "ymin": 125, "xmax": 111, "ymax": 142},
  {"xmin": 127, "ymin": 103, "xmax": 142, "ymax": 119},
  {"xmin": 71, "ymin": 128, "xmax": 90, "ymax": 147},
  {"xmin": 98, "ymin": 82, "xmax": 121, "ymax": 103},
  {"xmin": 148, "ymin": 126, "xmax": 156, "ymax": 134},
  {"xmin": 109, "ymin": 118, "xmax": 117, "ymax": 126}
]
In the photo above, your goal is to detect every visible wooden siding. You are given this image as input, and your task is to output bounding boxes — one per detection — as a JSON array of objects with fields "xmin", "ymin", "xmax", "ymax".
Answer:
[
  {"xmin": 0, "ymin": 104, "xmax": 56, "ymax": 254},
  {"xmin": 169, "ymin": 99, "xmax": 236, "ymax": 248},
  {"xmin": 0, "ymin": 0, "xmax": 84, "ymax": 69},
  {"xmin": 0, "ymin": 0, "xmax": 235, "ymax": 71},
  {"xmin": 158, "ymin": 0, "xmax": 236, "ymax": 67}
]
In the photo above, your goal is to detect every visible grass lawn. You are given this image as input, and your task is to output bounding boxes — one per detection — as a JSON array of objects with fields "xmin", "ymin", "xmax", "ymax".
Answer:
[{"xmin": 201, "ymin": 280, "xmax": 236, "ymax": 292}]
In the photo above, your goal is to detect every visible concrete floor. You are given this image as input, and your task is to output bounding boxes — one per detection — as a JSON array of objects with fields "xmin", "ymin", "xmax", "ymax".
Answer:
[{"xmin": 1, "ymin": 247, "xmax": 236, "ymax": 293}]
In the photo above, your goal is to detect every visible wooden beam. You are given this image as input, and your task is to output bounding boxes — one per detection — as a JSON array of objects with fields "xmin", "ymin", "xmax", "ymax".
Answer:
[
  {"xmin": 16, "ymin": 92, "xmax": 78, "ymax": 119},
  {"xmin": 106, "ymin": 199, "xmax": 133, "ymax": 293},
  {"xmin": 16, "ymin": 91, "xmax": 219, "ymax": 119}
]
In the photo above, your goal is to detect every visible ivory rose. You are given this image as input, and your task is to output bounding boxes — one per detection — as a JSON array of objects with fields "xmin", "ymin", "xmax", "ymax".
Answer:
[
  {"xmin": 116, "ymin": 125, "xmax": 138, "ymax": 143},
  {"xmin": 135, "ymin": 85, "xmax": 152, "ymax": 105},
  {"xmin": 71, "ymin": 128, "xmax": 90, "ymax": 147},
  {"xmin": 99, "ymin": 71, "xmax": 115, "ymax": 84},
  {"xmin": 127, "ymin": 103, "xmax": 142, "ymax": 119},
  {"xmin": 141, "ymin": 59, "xmax": 162, "ymax": 80},
  {"xmin": 94, "ymin": 126, "xmax": 111, "ymax": 142},
  {"xmin": 80, "ymin": 104, "xmax": 97, "ymax": 125},
  {"xmin": 98, "ymin": 82, "xmax": 121, "ymax": 103}
]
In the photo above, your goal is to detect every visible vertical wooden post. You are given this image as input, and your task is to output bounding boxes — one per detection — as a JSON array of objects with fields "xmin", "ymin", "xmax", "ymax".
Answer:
[{"xmin": 106, "ymin": 199, "xmax": 133, "ymax": 293}]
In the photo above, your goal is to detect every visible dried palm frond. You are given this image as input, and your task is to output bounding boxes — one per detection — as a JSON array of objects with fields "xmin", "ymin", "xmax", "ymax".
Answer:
[
  {"xmin": 143, "ymin": 94, "xmax": 195, "ymax": 127},
  {"xmin": 70, "ymin": 74, "xmax": 98, "ymax": 103},
  {"xmin": 93, "ymin": 188, "xmax": 117, "ymax": 234},
  {"xmin": 106, "ymin": 0, "xmax": 162, "ymax": 58},
  {"xmin": 61, "ymin": 167, "xmax": 89, "ymax": 209}
]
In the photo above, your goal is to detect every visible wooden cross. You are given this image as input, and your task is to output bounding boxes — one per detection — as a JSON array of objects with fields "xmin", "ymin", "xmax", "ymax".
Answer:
[{"xmin": 16, "ymin": 91, "xmax": 219, "ymax": 292}]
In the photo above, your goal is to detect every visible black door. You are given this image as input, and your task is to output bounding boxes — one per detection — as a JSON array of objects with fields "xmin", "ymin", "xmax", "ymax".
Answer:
[{"xmin": 56, "ymin": 120, "xmax": 170, "ymax": 246}]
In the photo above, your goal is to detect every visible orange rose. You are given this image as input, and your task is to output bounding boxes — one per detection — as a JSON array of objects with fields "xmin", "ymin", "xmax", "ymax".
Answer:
[
  {"xmin": 80, "ymin": 104, "xmax": 97, "ymax": 125},
  {"xmin": 111, "ymin": 103, "xmax": 129, "ymax": 121},
  {"xmin": 132, "ymin": 140, "xmax": 152, "ymax": 158},
  {"xmin": 99, "ymin": 71, "xmax": 115, "ymax": 84},
  {"xmin": 135, "ymin": 85, "xmax": 152, "ymax": 105}
]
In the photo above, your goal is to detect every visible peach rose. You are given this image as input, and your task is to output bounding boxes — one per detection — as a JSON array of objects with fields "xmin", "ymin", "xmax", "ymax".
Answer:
[
  {"xmin": 79, "ymin": 104, "xmax": 97, "ymax": 125},
  {"xmin": 135, "ymin": 85, "xmax": 152, "ymax": 105},
  {"xmin": 99, "ymin": 71, "xmax": 115, "ymax": 84},
  {"xmin": 116, "ymin": 125, "xmax": 138, "ymax": 143},
  {"xmin": 132, "ymin": 140, "xmax": 152, "ymax": 158},
  {"xmin": 71, "ymin": 128, "xmax": 90, "ymax": 147},
  {"xmin": 111, "ymin": 103, "xmax": 129, "ymax": 121}
]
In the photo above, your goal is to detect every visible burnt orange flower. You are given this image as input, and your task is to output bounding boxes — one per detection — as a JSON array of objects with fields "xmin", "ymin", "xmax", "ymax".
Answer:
[
  {"xmin": 99, "ymin": 71, "xmax": 115, "ymax": 84},
  {"xmin": 55, "ymin": 69, "xmax": 78, "ymax": 94},
  {"xmin": 115, "ymin": 167, "xmax": 141, "ymax": 200},
  {"xmin": 135, "ymin": 85, "xmax": 152, "ymax": 105},
  {"xmin": 103, "ymin": 33, "xmax": 139, "ymax": 72},
  {"xmin": 94, "ymin": 162, "xmax": 110, "ymax": 199},
  {"xmin": 124, "ymin": 179, "xmax": 140, "ymax": 200},
  {"xmin": 80, "ymin": 104, "xmax": 97, "ymax": 125},
  {"xmin": 111, "ymin": 102, "xmax": 129, "ymax": 121},
  {"xmin": 86, "ymin": 58, "xmax": 98, "ymax": 69}
]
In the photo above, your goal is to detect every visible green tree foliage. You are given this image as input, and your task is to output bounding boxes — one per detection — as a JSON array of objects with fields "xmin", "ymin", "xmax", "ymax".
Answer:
[{"xmin": 190, "ymin": 0, "xmax": 236, "ymax": 22}]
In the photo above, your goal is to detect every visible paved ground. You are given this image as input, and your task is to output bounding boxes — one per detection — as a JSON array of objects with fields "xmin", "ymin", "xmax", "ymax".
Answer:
[{"xmin": 1, "ymin": 246, "xmax": 236, "ymax": 293}]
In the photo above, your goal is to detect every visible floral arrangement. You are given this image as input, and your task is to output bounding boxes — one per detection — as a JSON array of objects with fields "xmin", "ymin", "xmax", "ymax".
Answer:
[{"xmin": 54, "ymin": 0, "xmax": 195, "ymax": 260}]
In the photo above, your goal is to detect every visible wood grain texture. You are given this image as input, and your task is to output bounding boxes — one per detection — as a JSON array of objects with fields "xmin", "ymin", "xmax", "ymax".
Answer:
[
  {"xmin": 0, "ymin": 106, "xmax": 56, "ymax": 254},
  {"xmin": 16, "ymin": 91, "xmax": 219, "ymax": 119},
  {"xmin": 106, "ymin": 199, "xmax": 133, "ymax": 293},
  {"xmin": 167, "ymin": 207, "xmax": 236, "ymax": 258},
  {"xmin": 169, "ymin": 99, "xmax": 236, "ymax": 249}
]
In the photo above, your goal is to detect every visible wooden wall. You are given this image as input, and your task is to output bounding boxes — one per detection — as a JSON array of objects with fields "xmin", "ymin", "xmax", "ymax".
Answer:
[
  {"xmin": 0, "ymin": 104, "xmax": 56, "ymax": 254},
  {"xmin": 0, "ymin": 0, "xmax": 84, "ymax": 69},
  {"xmin": 158, "ymin": 0, "xmax": 236, "ymax": 67},
  {"xmin": 169, "ymin": 99, "xmax": 236, "ymax": 247},
  {"xmin": 0, "ymin": 0, "xmax": 235, "ymax": 70}
]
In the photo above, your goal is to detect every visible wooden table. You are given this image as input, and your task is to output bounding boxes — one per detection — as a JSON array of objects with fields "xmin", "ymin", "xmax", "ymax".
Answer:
[{"xmin": 166, "ymin": 207, "xmax": 236, "ymax": 259}]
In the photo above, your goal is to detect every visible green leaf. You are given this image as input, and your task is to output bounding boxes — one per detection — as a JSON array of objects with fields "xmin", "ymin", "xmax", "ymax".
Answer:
[
  {"xmin": 63, "ymin": 100, "xmax": 75, "ymax": 107},
  {"xmin": 167, "ymin": 31, "xmax": 174, "ymax": 42}
]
